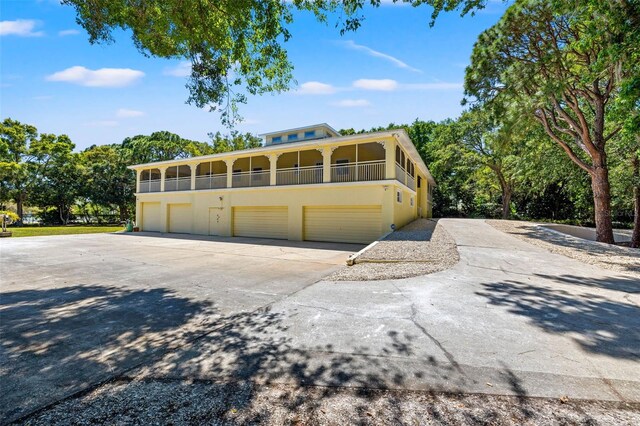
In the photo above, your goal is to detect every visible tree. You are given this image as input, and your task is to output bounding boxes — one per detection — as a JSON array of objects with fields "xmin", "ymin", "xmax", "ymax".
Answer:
[
  {"xmin": 465, "ymin": 0, "xmax": 640, "ymax": 243},
  {"xmin": 29, "ymin": 134, "xmax": 82, "ymax": 225},
  {"xmin": 62, "ymin": 0, "xmax": 495, "ymax": 124},
  {"xmin": 457, "ymin": 109, "xmax": 521, "ymax": 219},
  {"xmin": 81, "ymin": 145, "xmax": 136, "ymax": 222},
  {"xmin": 123, "ymin": 131, "xmax": 213, "ymax": 165},
  {"xmin": 0, "ymin": 118, "xmax": 38, "ymax": 223},
  {"xmin": 208, "ymin": 131, "xmax": 263, "ymax": 153}
]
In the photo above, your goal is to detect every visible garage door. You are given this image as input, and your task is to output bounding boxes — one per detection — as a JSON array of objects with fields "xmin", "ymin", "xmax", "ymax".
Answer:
[
  {"xmin": 168, "ymin": 203, "xmax": 192, "ymax": 234},
  {"xmin": 304, "ymin": 205, "xmax": 382, "ymax": 244},
  {"xmin": 141, "ymin": 202, "xmax": 161, "ymax": 232},
  {"xmin": 233, "ymin": 206, "xmax": 288, "ymax": 239}
]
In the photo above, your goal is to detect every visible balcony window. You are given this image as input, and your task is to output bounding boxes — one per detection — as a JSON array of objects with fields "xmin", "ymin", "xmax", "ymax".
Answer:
[
  {"xmin": 304, "ymin": 130, "xmax": 316, "ymax": 139},
  {"xmin": 272, "ymin": 136, "xmax": 282, "ymax": 143},
  {"xmin": 287, "ymin": 133, "xmax": 298, "ymax": 141}
]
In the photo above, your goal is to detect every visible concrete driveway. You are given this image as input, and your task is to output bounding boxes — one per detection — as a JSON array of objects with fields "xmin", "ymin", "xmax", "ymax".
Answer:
[
  {"xmin": 2, "ymin": 220, "xmax": 639, "ymax": 423},
  {"xmin": 0, "ymin": 232, "xmax": 362, "ymax": 423}
]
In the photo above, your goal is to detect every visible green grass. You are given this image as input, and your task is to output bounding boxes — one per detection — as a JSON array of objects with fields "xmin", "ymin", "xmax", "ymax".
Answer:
[{"xmin": 7, "ymin": 225, "xmax": 124, "ymax": 238}]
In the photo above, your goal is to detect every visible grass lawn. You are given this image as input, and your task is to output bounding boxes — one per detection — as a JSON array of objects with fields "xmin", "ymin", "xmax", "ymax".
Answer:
[{"xmin": 8, "ymin": 226, "xmax": 124, "ymax": 238}]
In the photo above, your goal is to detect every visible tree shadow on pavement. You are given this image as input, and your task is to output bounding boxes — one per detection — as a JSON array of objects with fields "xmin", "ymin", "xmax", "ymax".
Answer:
[
  {"xmin": 476, "ymin": 274, "xmax": 640, "ymax": 360},
  {"xmin": 0, "ymin": 285, "xmax": 217, "ymax": 423},
  {"xmin": 8, "ymin": 279, "xmax": 637, "ymax": 425}
]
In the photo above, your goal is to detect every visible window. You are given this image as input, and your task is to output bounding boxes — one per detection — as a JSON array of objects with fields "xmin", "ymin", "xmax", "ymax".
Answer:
[
  {"xmin": 410, "ymin": 197, "xmax": 414, "ymax": 207},
  {"xmin": 287, "ymin": 133, "xmax": 298, "ymax": 141},
  {"xmin": 417, "ymin": 176, "xmax": 422, "ymax": 188},
  {"xmin": 233, "ymin": 169, "xmax": 241, "ymax": 174},
  {"xmin": 252, "ymin": 167, "xmax": 263, "ymax": 172},
  {"xmin": 396, "ymin": 191, "xmax": 402, "ymax": 203},
  {"xmin": 304, "ymin": 130, "xmax": 316, "ymax": 139},
  {"xmin": 272, "ymin": 136, "xmax": 282, "ymax": 143}
]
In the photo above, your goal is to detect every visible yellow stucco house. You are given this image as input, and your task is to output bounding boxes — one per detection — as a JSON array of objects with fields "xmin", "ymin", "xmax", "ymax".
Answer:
[{"xmin": 129, "ymin": 124, "xmax": 435, "ymax": 244}]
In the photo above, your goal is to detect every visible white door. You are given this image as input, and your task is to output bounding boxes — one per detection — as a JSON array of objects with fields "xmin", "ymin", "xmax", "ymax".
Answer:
[
  {"xmin": 233, "ymin": 206, "xmax": 288, "ymax": 239},
  {"xmin": 304, "ymin": 205, "xmax": 382, "ymax": 244}
]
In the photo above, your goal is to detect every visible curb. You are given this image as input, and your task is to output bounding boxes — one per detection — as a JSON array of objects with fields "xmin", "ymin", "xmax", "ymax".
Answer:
[{"xmin": 346, "ymin": 231, "xmax": 393, "ymax": 266}]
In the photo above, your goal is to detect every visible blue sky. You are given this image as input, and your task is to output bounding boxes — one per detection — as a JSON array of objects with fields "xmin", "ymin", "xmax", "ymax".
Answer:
[{"xmin": 1, "ymin": 0, "xmax": 509, "ymax": 151}]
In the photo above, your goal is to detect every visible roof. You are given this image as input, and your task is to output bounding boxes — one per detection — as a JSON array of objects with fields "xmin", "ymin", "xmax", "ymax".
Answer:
[
  {"xmin": 128, "ymin": 128, "xmax": 436, "ymax": 186},
  {"xmin": 259, "ymin": 123, "xmax": 341, "ymax": 138}
]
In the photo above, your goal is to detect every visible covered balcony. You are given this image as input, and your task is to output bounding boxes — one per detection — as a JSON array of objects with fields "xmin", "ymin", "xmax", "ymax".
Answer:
[
  {"xmin": 135, "ymin": 140, "xmax": 419, "ymax": 193},
  {"xmin": 196, "ymin": 160, "xmax": 226, "ymax": 190},
  {"xmin": 276, "ymin": 150, "xmax": 323, "ymax": 185},
  {"xmin": 232, "ymin": 155, "xmax": 270, "ymax": 188},
  {"xmin": 331, "ymin": 142, "xmax": 386, "ymax": 183},
  {"xmin": 138, "ymin": 168, "xmax": 161, "ymax": 193}
]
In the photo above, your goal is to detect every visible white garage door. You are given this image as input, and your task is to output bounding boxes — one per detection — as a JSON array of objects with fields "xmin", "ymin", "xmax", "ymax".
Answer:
[
  {"xmin": 141, "ymin": 202, "xmax": 161, "ymax": 232},
  {"xmin": 233, "ymin": 206, "xmax": 288, "ymax": 239},
  {"xmin": 168, "ymin": 203, "xmax": 192, "ymax": 234},
  {"xmin": 304, "ymin": 205, "xmax": 382, "ymax": 244}
]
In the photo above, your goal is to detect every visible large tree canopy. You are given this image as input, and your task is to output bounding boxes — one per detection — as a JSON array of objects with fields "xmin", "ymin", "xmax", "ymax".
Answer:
[
  {"xmin": 62, "ymin": 0, "xmax": 492, "ymax": 124},
  {"xmin": 464, "ymin": 0, "xmax": 640, "ymax": 243}
]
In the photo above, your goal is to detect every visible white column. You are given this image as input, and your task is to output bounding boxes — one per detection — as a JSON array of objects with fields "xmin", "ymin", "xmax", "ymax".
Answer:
[
  {"xmin": 384, "ymin": 139, "xmax": 395, "ymax": 180},
  {"xmin": 135, "ymin": 169, "xmax": 141, "ymax": 193},
  {"xmin": 159, "ymin": 167, "xmax": 167, "ymax": 192},
  {"xmin": 190, "ymin": 163, "xmax": 196, "ymax": 190},
  {"xmin": 269, "ymin": 154, "xmax": 278, "ymax": 186},
  {"xmin": 322, "ymin": 147, "xmax": 332, "ymax": 183},
  {"xmin": 225, "ymin": 159, "xmax": 234, "ymax": 188}
]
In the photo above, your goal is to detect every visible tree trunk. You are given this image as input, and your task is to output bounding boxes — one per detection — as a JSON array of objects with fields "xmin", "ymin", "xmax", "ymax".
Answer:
[
  {"xmin": 631, "ymin": 155, "xmax": 640, "ymax": 248},
  {"xmin": 15, "ymin": 192, "xmax": 25, "ymax": 226},
  {"xmin": 502, "ymin": 187, "xmax": 512, "ymax": 220},
  {"xmin": 590, "ymin": 156, "xmax": 615, "ymax": 244},
  {"xmin": 119, "ymin": 204, "xmax": 128, "ymax": 222}
]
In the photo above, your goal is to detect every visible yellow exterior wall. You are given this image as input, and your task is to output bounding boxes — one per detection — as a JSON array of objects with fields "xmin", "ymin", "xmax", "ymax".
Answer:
[
  {"xmin": 136, "ymin": 181, "xmax": 401, "ymax": 241},
  {"xmin": 392, "ymin": 184, "xmax": 418, "ymax": 229}
]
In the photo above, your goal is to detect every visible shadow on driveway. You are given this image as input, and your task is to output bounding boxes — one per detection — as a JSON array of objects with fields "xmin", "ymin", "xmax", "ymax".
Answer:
[
  {"xmin": 476, "ymin": 274, "xmax": 640, "ymax": 360},
  {"xmin": 0, "ymin": 285, "xmax": 216, "ymax": 423}
]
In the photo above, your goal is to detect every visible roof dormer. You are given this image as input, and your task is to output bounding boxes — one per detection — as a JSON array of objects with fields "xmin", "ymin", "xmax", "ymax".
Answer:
[{"xmin": 261, "ymin": 123, "xmax": 341, "ymax": 146}]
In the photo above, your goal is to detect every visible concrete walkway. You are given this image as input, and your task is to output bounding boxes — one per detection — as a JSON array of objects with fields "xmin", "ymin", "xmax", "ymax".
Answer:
[{"xmin": 134, "ymin": 219, "xmax": 640, "ymax": 402}]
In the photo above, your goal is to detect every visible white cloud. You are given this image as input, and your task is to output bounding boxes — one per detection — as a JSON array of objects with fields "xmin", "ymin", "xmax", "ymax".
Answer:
[
  {"xmin": 404, "ymin": 82, "xmax": 463, "ymax": 90},
  {"xmin": 46, "ymin": 66, "xmax": 145, "ymax": 87},
  {"xmin": 353, "ymin": 79, "xmax": 399, "ymax": 91},
  {"xmin": 163, "ymin": 61, "xmax": 191, "ymax": 77},
  {"xmin": 341, "ymin": 40, "xmax": 421, "ymax": 73},
  {"xmin": 116, "ymin": 108, "xmax": 145, "ymax": 118},
  {"xmin": 296, "ymin": 81, "xmax": 337, "ymax": 95},
  {"xmin": 84, "ymin": 120, "xmax": 119, "ymax": 127},
  {"xmin": 58, "ymin": 29, "xmax": 80, "ymax": 37},
  {"xmin": 0, "ymin": 20, "xmax": 44, "ymax": 37},
  {"xmin": 331, "ymin": 99, "xmax": 371, "ymax": 108}
]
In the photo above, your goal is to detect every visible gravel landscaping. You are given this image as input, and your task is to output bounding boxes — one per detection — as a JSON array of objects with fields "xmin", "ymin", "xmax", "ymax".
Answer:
[
  {"xmin": 328, "ymin": 219, "xmax": 460, "ymax": 281},
  {"xmin": 22, "ymin": 380, "xmax": 640, "ymax": 426},
  {"xmin": 487, "ymin": 220, "xmax": 640, "ymax": 278}
]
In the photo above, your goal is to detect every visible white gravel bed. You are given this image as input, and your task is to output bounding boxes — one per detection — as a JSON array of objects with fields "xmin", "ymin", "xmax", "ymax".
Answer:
[
  {"xmin": 328, "ymin": 219, "xmax": 459, "ymax": 281},
  {"xmin": 23, "ymin": 379, "xmax": 640, "ymax": 425},
  {"xmin": 487, "ymin": 219, "xmax": 640, "ymax": 278}
]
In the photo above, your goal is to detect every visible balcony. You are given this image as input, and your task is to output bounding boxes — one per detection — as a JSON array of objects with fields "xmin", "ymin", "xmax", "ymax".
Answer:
[
  {"xmin": 164, "ymin": 177, "xmax": 190, "ymax": 192},
  {"xmin": 331, "ymin": 160, "xmax": 385, "ymax": 183},
  {"xmin": 196, "ymin": 174, "xmax": 226, "ymax": 190},
  {"xmin": 276, "ymin": 165, "xmax": 323, "ymax": 185},
  {"xmin": 232, "ymin": 170, "xmax": 270, "ymax": 188},
  {"xmin": 136, "ymin": 141, "xmax": 421, "ymax": 193},
  {"xmin": 139, "ymin": 179, "xmax": 161, "ymax": 193}
]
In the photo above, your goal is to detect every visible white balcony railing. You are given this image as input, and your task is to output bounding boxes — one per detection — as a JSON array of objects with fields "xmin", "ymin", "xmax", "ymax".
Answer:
[
  {"xmin": 232, "ymin": 170, "xmax": 270, "ymax": 188},
  {"xmin": 276, "ymin": 165, "xmax": 323, "ymax": 186},
  {"xmin": 332, "ymin": 160, "xmax": 385, "ymax": 183},
  {"xmin": 406, "ymin": 174, "xmax": 416, "ymax": 191},
  {"xmin": 165, "ymin": 177, "xmax": 191, "ymax": 191},
  {"xmin": 139, "ymin": 179, "xmax": 161, "ymax": 193},
  {"xmin": 196, "ymin": 174, "xmax": 226, "ymax": 190}
]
